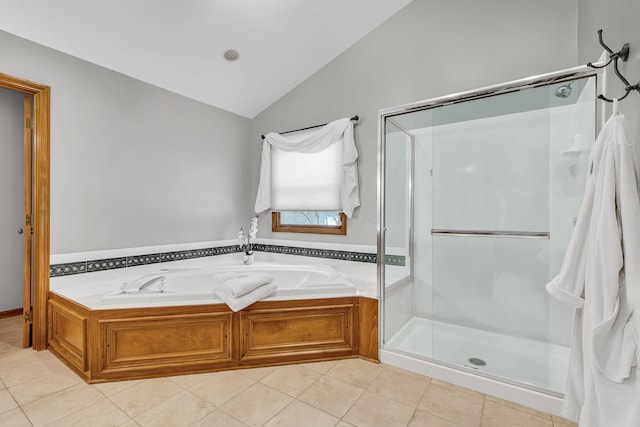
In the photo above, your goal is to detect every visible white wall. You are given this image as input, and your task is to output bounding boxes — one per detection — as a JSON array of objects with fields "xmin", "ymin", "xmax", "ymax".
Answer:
[
  {"xmin": 0, "ymin": 87, "xmax": 25, "ymax": 311},
  {"xmin": 0, "ymin": 30, "xmax": 252, "ymax": 254},
  {"xmin": 578, "ymin": 0, "xmax": 640, "ymax": 156},
  {"xmin": 251, "ymin": 0, "xmax": 578, "ymax": 245}
]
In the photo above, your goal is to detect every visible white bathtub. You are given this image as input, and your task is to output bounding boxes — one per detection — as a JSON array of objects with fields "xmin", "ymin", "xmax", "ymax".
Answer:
[{"xmin": 52, "ymin": 262, "xmax": 359, "ymax": 309}]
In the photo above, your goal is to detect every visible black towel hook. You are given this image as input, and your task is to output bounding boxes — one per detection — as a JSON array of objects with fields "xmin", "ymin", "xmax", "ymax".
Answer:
[
  {"xmin": 587, "ymin": 29, "xmax": 629, "ymax": 69},
  {"xmin": 587, "ymin": 29, "xmax": 640, "ymax": 103}
]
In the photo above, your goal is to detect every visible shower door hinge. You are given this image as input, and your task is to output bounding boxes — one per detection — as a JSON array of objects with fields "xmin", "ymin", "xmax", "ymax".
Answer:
[
  {"xmin": 25, "ymin": 118, "xmax": 33, "ymax": 129},
  {"xmin": 25, "ymin": 214, "xmax": 32, "ymax": 226},
  {"xmin": 24, "ymin": 311, "xmax": 32, "ymax": 323}
]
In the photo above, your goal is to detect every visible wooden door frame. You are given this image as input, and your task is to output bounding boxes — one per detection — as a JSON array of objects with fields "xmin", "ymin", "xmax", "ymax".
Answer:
[{"xmin": 0, "ymin": 72, "xmax": 50, "ymax": 351}]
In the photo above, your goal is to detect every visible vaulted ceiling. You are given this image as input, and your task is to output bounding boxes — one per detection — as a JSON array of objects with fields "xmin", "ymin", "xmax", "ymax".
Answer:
[{"xmin": 0, "ymin": 0, "xmax": 413, "ymax": 118}]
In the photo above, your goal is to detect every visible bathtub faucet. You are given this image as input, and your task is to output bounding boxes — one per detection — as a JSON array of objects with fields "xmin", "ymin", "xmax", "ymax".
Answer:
[{"xmin": 138, "ymin": 276, "xmax": 166, "ymax": 293}]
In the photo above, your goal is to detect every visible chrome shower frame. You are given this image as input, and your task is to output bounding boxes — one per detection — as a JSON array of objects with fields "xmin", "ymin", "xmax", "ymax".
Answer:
[{"xmin": 376, "ymin": 64, "xmax": 600, "ymax": 404}]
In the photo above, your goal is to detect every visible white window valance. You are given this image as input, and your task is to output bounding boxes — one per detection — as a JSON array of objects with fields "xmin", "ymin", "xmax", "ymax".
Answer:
[{"xmin": 254, "ymin": 117, "xmax": 360, "ymax": 217}]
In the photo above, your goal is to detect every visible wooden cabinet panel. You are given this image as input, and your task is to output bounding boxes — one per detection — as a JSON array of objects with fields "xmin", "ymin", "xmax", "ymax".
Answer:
[
  {"xmin": 47, "ymin": 294, "xmax": 377, "ymax": 382},
  {"xmin": 48, "ymin": 299, "xmax": 88, "ymax": 372},
  {"xmin": 100, "ymin": 312, "xmax": 232, "ymax": 373},
  {"xmin": 358, "ymin": 297, "xmax": 378, "ymax": 361},
  {"xmin": 240, "ymin": 304, "xmax": 355, "ymax": 360}
]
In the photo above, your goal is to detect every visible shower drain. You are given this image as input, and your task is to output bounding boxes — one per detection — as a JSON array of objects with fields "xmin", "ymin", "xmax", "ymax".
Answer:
[{"xmin": 467, "ymin": 357, "xmax": 487, "ymax": 367}]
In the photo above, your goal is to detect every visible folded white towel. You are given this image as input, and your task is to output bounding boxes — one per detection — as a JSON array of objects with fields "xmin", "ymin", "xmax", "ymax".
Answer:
[
  {"xmin": 215, "ymin": 272, "xmax": 274, "ymax": 297},
  {"xmin": 214, "ymin": 282, "xmax": 277, "ymax": 312}
]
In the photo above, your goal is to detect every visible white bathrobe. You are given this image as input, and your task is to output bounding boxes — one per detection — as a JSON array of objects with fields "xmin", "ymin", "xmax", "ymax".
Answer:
[{"xmin": 546, "ymin": 106, "xmax": 640, "ymax": 426}]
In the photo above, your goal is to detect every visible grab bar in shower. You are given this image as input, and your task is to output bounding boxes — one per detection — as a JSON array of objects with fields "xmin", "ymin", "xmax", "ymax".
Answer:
[{"xmin": 431, "ymin": 229, "xmax": 550, "ymax": 239}]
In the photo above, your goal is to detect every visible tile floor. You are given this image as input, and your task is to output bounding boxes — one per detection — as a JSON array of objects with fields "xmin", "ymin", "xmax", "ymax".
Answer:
[{"xmin": 0, "ymin": 315, "xmax": 578, "ymax": 427}]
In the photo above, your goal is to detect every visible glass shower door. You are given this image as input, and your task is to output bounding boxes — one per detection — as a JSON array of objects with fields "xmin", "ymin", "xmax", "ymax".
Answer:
[
  {"xmin": 430, "ymin": 93, "xmax": 552, "ymax": 388},
  {"xmin": 380, "ymin": 73, "xmax": 596, "ymax": 395},
  {"xmin": 382, "ymin": 119, "xmax": 418, "ymax": 351}
]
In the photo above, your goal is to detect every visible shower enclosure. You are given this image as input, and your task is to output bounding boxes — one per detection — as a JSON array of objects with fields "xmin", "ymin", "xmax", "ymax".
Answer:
[{"xmin": 378, "ymin": 67, "xmax": 597, "ymax": 405}]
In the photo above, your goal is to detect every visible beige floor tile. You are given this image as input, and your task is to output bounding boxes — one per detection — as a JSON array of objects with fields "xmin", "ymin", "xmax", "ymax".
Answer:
[
  {"xmin": 240, "ymin": 366, "xmax": 278, "ymax": 381},
  {"xmin": 0, "ymin": 348, "xmax": 40, "ymax": 369},
  {"xmin": 9, "ymin": 370, "xmax": 81, "ymax": 405},
  {"xmin": 0, "ymin": 340, "xmax": 21, "ymax": 356},
  {"xmin": 47, "ymin": 399, "xmax": 130, "ymax": 427},
  {"xmin": 118, "ymin": 420, "xmax": 141, "ymax": 427},
  {"xmin": 263, "ymin": 400, "xmax": 339, "ymax": 427},
  {"xmin": 343, "ymin": 391, "xmax": 416, "ymax": 427},
  {"xmin": 0, "ymin": 389, "xmax": 18, "ymax": 414},
  {"xmin": 261, "ymin": 364, "xmax": 323, "ymax": 397},
  {"xmin": 485, "ymin": 395, "xmax": 551, "ymax": 420},
  {"xmin": 409, "ymin": 409, "xmax": 463, "ymax": 427},
  {"xmin": 429, "ymin": 379, "xmax": 485, "ymax": 398},
  {"xmin": 302, "ymin": 360, "xmax": 340, "ymax": 374},
  {"xmin": 481, "ymin": 401, "xmax": 552, "ymax": 427},
  {"xmin": 34, "ymin": 349, "xmax": 64, "ymax": 364},
  {"xmin": 190, "ymin": 370, "xmax": 256, "ymax": 406},
  {"xmin": 0, "ymin": 408, "xmax": 32, "ymax": 426},
  {"xmin": 298, "ymin": 376, "xmax": 364, "ymax": 418},
  {"xmin": 93, "ymin": 379, "xmax": 142, "ymax": 397},
  {"xmin": 551, "ymin": 415, "xmax": 578, "ymax": 427},
  {"xmin": 21, "ymin": 383, "xmax": 105, "ymax": 427},
  {"xmin": 0, "ymin": 380, "xmax": 5, "ymax": 391},
  {"xmin": 109, "ymin": 377, "xmax": 184, "ymax": 418},
  {"xmin": 221, "ymin": 383, "xmax": 292, "ymax": 427},
  {"xmin": 0, "ymin": 359, "xmax": 62, "ymax": 388},
  {"xmin": 134, "ymin": 390, "xmax": 215, "ymax": 427},
  {"xmin": 418, "ymin": 381, "xmax": 484, "ymax": 427},
  {"xmin": 336, "ymin": 422, "xmax": 355, "ymax": 427},
  {"xmin": 326, "ymin": 358, "xmax": 383, "ymax": 389},
  {"xmin": 37, "ymin": 352, "xmax": 77, "ymax": 373},
  {"xmin": 367, "ymin": 366, "xmax": 429, "ymax": 406},
  {"xmin": 168, "ymin": 372, "xmax": 213, "ymax": 389},
  {"xmin": 191, "ymin": 409, "xmax": 248, "ymax": 427},
  {"xmin": 382, "ymin": 364, "xmax": 433, "ymax": 382}
]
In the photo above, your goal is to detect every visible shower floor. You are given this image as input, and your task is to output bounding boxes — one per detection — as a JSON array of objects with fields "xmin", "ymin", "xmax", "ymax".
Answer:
[{"xmin": 386, "ymin": 317, "xmax": 569, "ymax": 394}]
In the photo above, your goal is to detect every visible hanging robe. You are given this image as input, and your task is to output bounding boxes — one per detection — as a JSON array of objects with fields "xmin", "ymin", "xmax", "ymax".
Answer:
[{"xmin": 546, "ymin": 104, "xmax": 640, "ymax": 426}]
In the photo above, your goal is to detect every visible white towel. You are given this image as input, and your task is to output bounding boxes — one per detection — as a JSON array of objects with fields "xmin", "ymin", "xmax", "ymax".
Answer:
[
  {"xmin": 215, "ymin": 272, "xmax": 274, "ymax": 297},
  {"xmin": 214, "ymin": 282, "xmax": 277, "ymax": 312}
]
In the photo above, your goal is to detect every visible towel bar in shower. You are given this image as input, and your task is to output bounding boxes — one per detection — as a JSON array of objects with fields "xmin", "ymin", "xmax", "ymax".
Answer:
[{"xmin": 431, "ymin": 229, "xmax": 550, "ymax": 239}]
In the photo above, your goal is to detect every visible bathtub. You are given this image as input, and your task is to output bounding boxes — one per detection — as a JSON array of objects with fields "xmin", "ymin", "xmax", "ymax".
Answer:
[
  {"xmin": 47, "ymin": 260, "xmax": 378, "ymax": 383},
  {"xmin": 52, "ymin": 262, "xmax": 360, "ymax": 309}
]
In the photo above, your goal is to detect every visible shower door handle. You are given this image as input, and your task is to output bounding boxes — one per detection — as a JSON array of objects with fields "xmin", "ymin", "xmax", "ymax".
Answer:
[{"xmin": 431, "ymin": 229, "xmax": 550, "ymax": 239}]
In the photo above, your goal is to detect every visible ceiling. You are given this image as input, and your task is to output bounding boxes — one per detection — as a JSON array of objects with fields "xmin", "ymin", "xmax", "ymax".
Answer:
[{"xmin": 0, "ymin": 0, "xmax": 413, "ymax": 118}]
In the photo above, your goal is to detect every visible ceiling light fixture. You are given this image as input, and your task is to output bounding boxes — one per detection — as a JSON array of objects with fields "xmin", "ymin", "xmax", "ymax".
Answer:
[{"xmin": 224, "ymin": 50, "xmax": 239, "ymax": 61}]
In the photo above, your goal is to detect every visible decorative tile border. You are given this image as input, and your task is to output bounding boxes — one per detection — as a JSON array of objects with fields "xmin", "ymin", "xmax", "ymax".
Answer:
[
  {"xmin": 385, "ymin": 254, "xmax": 406, "ymax": 266},
  {"xmin": 87, "ymin": 257, "xmax": 127, "ymax": 272},
  {"xmin": 50, "ymin": 245, "xmax": 242, "ymax": 278},
  {"xmin": 50, "ymin": 244, "xmax": 404, "ymax": 277},
  {"xmin": 50, "ymin": 262, "xmax": 87, "ymax": 277}
]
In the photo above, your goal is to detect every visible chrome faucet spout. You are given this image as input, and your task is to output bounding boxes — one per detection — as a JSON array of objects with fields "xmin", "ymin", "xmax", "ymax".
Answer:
[{"xmin": 138, "ymin": 276, "xmax": 165, "ymax": 292}]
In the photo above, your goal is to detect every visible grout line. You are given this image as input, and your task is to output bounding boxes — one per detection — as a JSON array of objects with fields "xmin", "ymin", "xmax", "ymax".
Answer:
[
  {"xmin": 215, "ymin": 406, "xmax": 250, "ymax": 426},
  {"xmin": 117, "ymin": 417, "xmax": 136, "ymax": 426},
  {"xmin": 479, "ymin": 395, "xmax": 487, "ymax": 427},
  {"xmin": 19, "ymin": 386, "xmax": 105, "ymax": 427},
  {"xmin": 184, "ymin": 388, "xmax": 217, "ymax": 425},
  {"xmin": 17, "ymin": 405, "xmax": 35, "ymax": 427}
]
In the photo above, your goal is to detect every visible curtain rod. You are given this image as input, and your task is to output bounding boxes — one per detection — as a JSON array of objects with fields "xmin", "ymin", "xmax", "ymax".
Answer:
[{"xmin": 260, "ymin": 115, "xmax": 359, "ymax": 140}]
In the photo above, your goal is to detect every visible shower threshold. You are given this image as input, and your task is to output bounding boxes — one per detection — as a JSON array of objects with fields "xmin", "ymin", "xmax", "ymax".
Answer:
[{"xmin": 385, "ymin": 317, "xmax": 569, "ymax": 394}]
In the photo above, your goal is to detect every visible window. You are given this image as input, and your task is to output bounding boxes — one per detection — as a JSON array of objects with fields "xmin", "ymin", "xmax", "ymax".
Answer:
[
  {"xmin": 255, "ymin": 117, "xmax": 360, "ymax": 234},
  {"xmin": 272, "ymin": 211, "xmax": 347, "ymax": 235}
]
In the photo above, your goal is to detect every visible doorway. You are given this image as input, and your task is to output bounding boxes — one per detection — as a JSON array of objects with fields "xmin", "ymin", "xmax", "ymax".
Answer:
[
  {"xmin": 0, "ymin": 72, "xmax": 50, "ymax": 351},
  {"xmin": 0, "ymin": 88, "xmax": 28, "ymax": 341}
]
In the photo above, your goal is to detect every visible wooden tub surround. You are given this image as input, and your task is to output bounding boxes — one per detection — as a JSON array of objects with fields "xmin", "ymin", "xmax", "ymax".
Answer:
[{"xmin": 48, "ymin": 293, "xmax": 378, "ymax": 383}]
